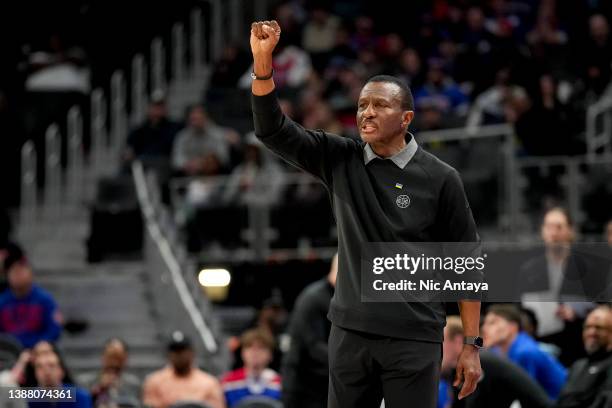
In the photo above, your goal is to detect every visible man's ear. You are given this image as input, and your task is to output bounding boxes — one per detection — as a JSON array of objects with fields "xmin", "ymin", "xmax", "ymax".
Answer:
[{"xmin": 402, "ymin": 110, "xmax": 415, "ymax": 129}]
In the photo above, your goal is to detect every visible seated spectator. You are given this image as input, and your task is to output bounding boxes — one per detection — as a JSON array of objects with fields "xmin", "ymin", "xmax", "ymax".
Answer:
[
  {"xmin": 172, "ymin": 104, "xmax": 239, "ymax": 175},
  {"xmin": 0, "ymin": 243, "xmax": 62, "ymax": 348},
  {"xmin": 556, "ymin": 306, "xmax": 612, "ymax": 407},
  {"xmin": 29, "ymin": 351, "xmax": 92, "ymax": 408},
  {"xmin": 414, "ymin": 60, "xmax": 469, "ymax": 119},
  {"xmin": 222, "ymin": 328, "xmax": 281, "ymax": 407},
  {"xmin": 142, "ymin": 331, "xmax": 224, "ymax": 408},
  {"xmin": 301, "ymin": 3, "xmax": 340, "ymax": 72},
  {"xmin": 78, "ymin": 338, "xmax": 140, "ymax": 408},
  {"xmin": 282, "ymin": 255, "xmax": 337, "ymax": 408},
  {"xmin": 222, "ymin": 133, "xmax": 287, "ymax": 206},
  {"xmin": 440, "ymin": 316, "xmax": 552, "ymax": 408},
  {"xmin": 123, "ymin": 90, "xmax": 181, "ymax": 165},
  {"xmin": 21, "ymin": 340, "xmax": 74, "ymax": 388},
  {"xmin": 582, "ymin": 14, "xmax": 612, "ymax": 96},
  {"xmin": 482, "ymin": 304, "xmax": 567, "ymax": 399}
]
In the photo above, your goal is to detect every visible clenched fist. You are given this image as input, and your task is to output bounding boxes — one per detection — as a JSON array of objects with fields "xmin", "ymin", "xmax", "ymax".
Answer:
[{"xmin": 250, "ymin": 20, "xmax": 281, "ymax": 57}]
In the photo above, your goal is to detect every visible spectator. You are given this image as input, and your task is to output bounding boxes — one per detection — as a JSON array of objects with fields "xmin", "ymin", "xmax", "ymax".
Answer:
[
  {"xmin": 78, "ymin": 338, "xmax": 140, "ymax": 408},
  {"xmin": 414, "ymin": 60, "xmax": 469, "ymax": 119},
  {"xmin": 282, "ymin": 255, "xmax": 337, "ymax": 408},
  {"xmin": 222, "ymin": 133, "xmax": 287, "ymax": 207},
  {"xmin": 521, "ymin": 207, "xmax": 603, "ymax": 365},
  {"xmin": 395, "ymin": 48, "xmax": 425, "ymax": 90},
  {"xmin": 582, "ymin": 14, "xmax": 612, "ymax": 96},
  {"xmin": 607, "ymin": 219, "xmax": 612, "ymax": 246},
  {"xmin": 29, "ymin": 351, "xmax": 93, "ymax": 408},
  {"xmin": 439, "ymin": 315, "xmax": 552, "ymax": 408},
  {"xmin": 210, "ymin": 44, "xmax": 251, "ymax": 88},
  {"xmin": 301, "ymin": 3, "xmax": 340, "ymax": 72},
  {"xmin": 556, "ymin": 306, "xmax": 612, "ymax": 407},
  {"xmin": 0, "ymin": 243, "xmax": 62, "ymax": 348},
  {"xmin": 142, "ymin": 331, "xmax": 224, "ymax": 408},
  {"xmin": 482, "ymin": 304, "xmax": 567, "ymax": 399},
  {"xmin": 221, "ymin": 328, "xmax": 281, "ymax": 407},
  {"xmin": 123, "ymin": 90, "xmax": 181, "ymax": 165},
  {"xmin": 172, "ymin": 105, "xmax": 237, "ymax": 175},
  {"xmin": 22, "ymin": 340, "xmax": 74, "ymax": 388}
]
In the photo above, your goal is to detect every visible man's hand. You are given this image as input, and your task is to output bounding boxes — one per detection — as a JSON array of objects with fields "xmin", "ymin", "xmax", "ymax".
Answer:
[
  {"xmin": 250, "ymin": 20, "xmax": 281, "ymax": 58},
  {"xmin": 453, "ymin": 346, "xmax": 481, "ymax": 400}
]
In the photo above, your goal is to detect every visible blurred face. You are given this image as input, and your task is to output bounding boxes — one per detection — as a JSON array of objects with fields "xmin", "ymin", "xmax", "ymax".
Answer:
[
  {"xmin": 357, "ymin": 82, "xmax": 412, "ymax": 145},
  {"xmin": 169, "ymin": 349, "xmax": 193, "ymax": 375},
  {"xmin": 148, "ymin": 103, "xmax": 166, "ymax": 123},
  {"xmin": 541, "ymin": 210, "xmax": 574, "ymax": 246},
  {"xmin": 33, "ymin": 341, "xmax": 53, "ymax": 358},
  {"xmin": 102, "ymin": 341, "xmax": 127, "ymax": 373},
  {"xmin": 8, "ymin": 262, "xmax": 33, "ymax": 295},
  {"xmin": 606, "ymin": 222, "xmax": 612, "ymax": 246},
  {"xmin": 241, "ymin": 341, "xmax": 272, "ymax": 372},
  {"xmin": 590, "ymin": 15, "xmax": 609, "ymax": 40},
  {"xmin": 583, "ymin": 308, "xmax": 612, "ymax": 354},
  {"xmin": 467, "ymin": 7, "xmax": 484, "ymax": 31},
  {"xmin": 400, "ymin": 49, "xmax": 421, "ymax": 74},
  {"xmin": 482, "ymin": 313, "xmax": 516, "ymax": 348},
  {"xmin": 35, "ymin": 353, "xmax": 64, "ymax": 387},
  {"xmin": 540, "ymin": 75, "xmax": 555, "ymax": 97},
  {"xmin": 442, "ymin": 328, "xmax": 464, "ymax": 374},
  {"xmin": 189, "ymin": 107, "xmax": 207, "ymax": 130}
]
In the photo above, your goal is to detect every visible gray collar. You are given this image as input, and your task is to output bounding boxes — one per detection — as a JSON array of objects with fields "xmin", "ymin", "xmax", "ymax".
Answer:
[{"xmin": 363, "ymin": 133, "xmax": 418, "ymax": 169}]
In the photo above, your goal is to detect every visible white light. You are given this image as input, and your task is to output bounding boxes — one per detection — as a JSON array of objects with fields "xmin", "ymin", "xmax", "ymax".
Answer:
[{"xmin": 198, "ymin": 268, "xmax": 231, "ymax": 287}]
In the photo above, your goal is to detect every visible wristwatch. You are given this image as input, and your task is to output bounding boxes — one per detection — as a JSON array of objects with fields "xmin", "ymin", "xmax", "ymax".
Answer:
[
  {"xmin": 251, "ymin": 69, "xmax": 274, "ymax": 80},
  {"xmin": 464, "ymin": 336, "xmax": 484, "ymax": 349}
]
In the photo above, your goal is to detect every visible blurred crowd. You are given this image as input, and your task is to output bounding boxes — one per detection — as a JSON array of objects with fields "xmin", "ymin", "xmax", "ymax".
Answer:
[{"xmin": 1, "ymin": 221, "xmax": 612, "ymax": 407}]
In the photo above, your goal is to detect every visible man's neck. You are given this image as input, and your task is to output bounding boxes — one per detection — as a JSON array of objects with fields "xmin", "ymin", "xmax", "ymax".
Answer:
[
  {"xmin": 246, "ymin": 366, "xmax": 265, "ymax": 379},
  {"xmin": 369, "ymin": 135, "xmax": 407, "ymax": 158},
  {"xmin": 12, "ymin": 286, "xmax": 32, "ymax": 298}
]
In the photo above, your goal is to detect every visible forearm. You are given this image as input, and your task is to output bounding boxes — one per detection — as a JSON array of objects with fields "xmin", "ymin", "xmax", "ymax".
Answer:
[
  {"xmin": 252, "ymin": 53, "xmax": 275, "ymax": 96},
  {"xmin": 458, "ymin": 300, "xmax": 481, "ymax": 337}
]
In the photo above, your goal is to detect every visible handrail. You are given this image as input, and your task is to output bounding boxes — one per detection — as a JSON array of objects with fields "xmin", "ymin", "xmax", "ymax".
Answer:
[{"xmin": 132, "ymin": 161, "xmax": 219, "ymax": 353}]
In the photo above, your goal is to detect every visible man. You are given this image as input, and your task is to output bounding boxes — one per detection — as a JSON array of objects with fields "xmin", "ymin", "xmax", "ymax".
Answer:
[
  {"xmin": 0, "ymin": 243, "xmax": 62, "ymax": 348},
  {"xmin": 171, "ymin": 104, "xmax": 237, "ymax": 175},
  {"xmin": 250, "ymin": 20, "xmax": 481, "ymax": 408},
  {"xmin": 221, "ymin": 328, "xmax": 281, "ymax": 407},
  {"xmin": 606, "ymin": 219, "xmax": 612, "ymax": 247},
  {"xmin": 441, "ymin": 316, "xmax": 552, "ymax": 408},
  {"xmin": 282, "ymin": 255, "xmax": 337, "ymax": 408},
  {"xmin": 482, "ymin": 304, "xmax": 566, "ymax": 399},
  {"xmin": 78, "ymin": 338, "xmax": 140, "ymax": 408},
  {"xmin": 29, "ymin": 351, "xmax": 93, "ymax": 408},
  {"xmin": 142, "ymin": 331, "xmax": 224, "ymax": 408},
  {"xmin": 556, "ymin": 305, "xmax": 612, "ymax": 407},
  {"xmin": 124, "ymin": 90, "xmax": 181, "ymax": 165}
]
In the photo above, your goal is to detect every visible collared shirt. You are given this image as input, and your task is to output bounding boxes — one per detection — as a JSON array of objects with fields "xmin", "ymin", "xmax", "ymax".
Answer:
[{"xmin": 363, "ymin": 133, "xmax": 418, "ymax": 168}]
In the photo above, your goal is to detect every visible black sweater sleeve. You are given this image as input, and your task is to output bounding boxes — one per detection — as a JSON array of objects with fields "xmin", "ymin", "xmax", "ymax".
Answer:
[
  {"xmin": 251, "ymin": 90, "xmax": 350, "ymax": 186},
  {"xmin": 436, "ymin": 169, "xmax": 479, "ymax": 242}
]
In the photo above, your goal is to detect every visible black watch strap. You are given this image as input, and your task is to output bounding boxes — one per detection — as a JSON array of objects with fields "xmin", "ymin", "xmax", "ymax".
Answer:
[{"xmin": 251, "ymin": 69, "xmax": 274, "ymax": 80}]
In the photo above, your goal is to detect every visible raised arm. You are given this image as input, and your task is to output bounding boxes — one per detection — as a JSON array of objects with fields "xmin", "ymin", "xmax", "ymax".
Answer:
[{"xmin": 249, "ymin": 20, "xmax": 349, "ymax": 185}]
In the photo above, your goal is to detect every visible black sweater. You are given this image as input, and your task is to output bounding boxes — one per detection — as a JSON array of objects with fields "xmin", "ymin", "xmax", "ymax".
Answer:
[{"xmin": 252, "ymin": 91, "xmax": 479, "ymax": 342}]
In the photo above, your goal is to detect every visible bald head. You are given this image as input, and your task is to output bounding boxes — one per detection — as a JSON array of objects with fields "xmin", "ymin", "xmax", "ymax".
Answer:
[{"xmin": 583, "ymin": 306, "xmax": 612, "ymax": 354}]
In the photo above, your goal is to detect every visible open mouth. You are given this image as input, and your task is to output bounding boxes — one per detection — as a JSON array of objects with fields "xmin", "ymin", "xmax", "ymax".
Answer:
[{"xmin": 361, "ymin": 123, "xmax": 378, "ymax": 133}]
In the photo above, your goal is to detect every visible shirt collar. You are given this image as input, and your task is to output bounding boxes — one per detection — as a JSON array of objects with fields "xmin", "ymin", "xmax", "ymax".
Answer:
[{"xmin": 363, "ymin": 132, "xmax": 418, "ymax": 169}]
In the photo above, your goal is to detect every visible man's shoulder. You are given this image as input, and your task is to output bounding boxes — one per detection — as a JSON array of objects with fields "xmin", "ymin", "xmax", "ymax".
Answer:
[
  {"xmin": 29, "ymin": 285, "xmax": 57, "ymax": 304},
  {"xmin": 0, "ymin": 289, "xmax": 11, "ymax": 304},
  {"xmin": 192, "ymin": 368, "xmax": 222, "ymax": 386},
  {"xmin": 412, "ymin": 146, "xmax": 458, "ymax": 181},
  {"xmin": 143, "ymin": 367, "xmax": 171, "ymax": 385}
]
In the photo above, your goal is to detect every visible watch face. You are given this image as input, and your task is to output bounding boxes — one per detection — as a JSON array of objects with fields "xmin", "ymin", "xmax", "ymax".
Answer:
[{"xmin": 474, "ymin": 337, "xmax": 484, "ymax": 348}]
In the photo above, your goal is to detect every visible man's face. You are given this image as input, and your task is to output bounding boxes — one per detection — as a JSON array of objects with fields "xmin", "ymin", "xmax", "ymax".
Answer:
[
  {"xmin": 482, "ymin": 313, "xmax": 515, "ymax": 347},
  {"xmin": 356, "ymin": 82, "xmax": 412, "ymax": 145},
  {"xmin": 189, "ymin": 107, "xmax": 207, "ymax": 130},
  {"xmin": 441, "ymin": 328, "xmax": 463, "ymax": 374},
  {"xmin": 541, "ymin": 210, "xmax": 573, "ymax": 246},
  {"xmin": 241, "ymin": 341, "xmax": 272, "ymax": 372},
  {"xmin": 583, "ymin": 308, "xmax": 612, "ymax": 354},
  {"xmin": 102, "ymin": 342, "xmax": 127, "ymax": 373},
  {"xmin": 148, "ymin": 103, "xmax": 166, "ymax": 123},
  {"xmin": 169, "ymin": 349, "xmax": 193, "ymax": 375},
  {"xmin": 8, "ymin": 262, "xmax": 33, "ymax": 294},
  {"xmin": 34, "ymin": 353, "xmax": 64, "ymax": 387}
]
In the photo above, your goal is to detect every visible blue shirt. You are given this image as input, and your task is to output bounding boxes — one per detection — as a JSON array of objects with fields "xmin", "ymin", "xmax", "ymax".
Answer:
[
  {"xmin": 0, "ymin": 285, "xmax": 62, "ymax": 348},
  {"xmin": 28, "ymin": 385, "xmax": 92, "ymax": 408},
  {"xmin": 507, "ymin": 331, "xmax": 567, "ymax": 399}
]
